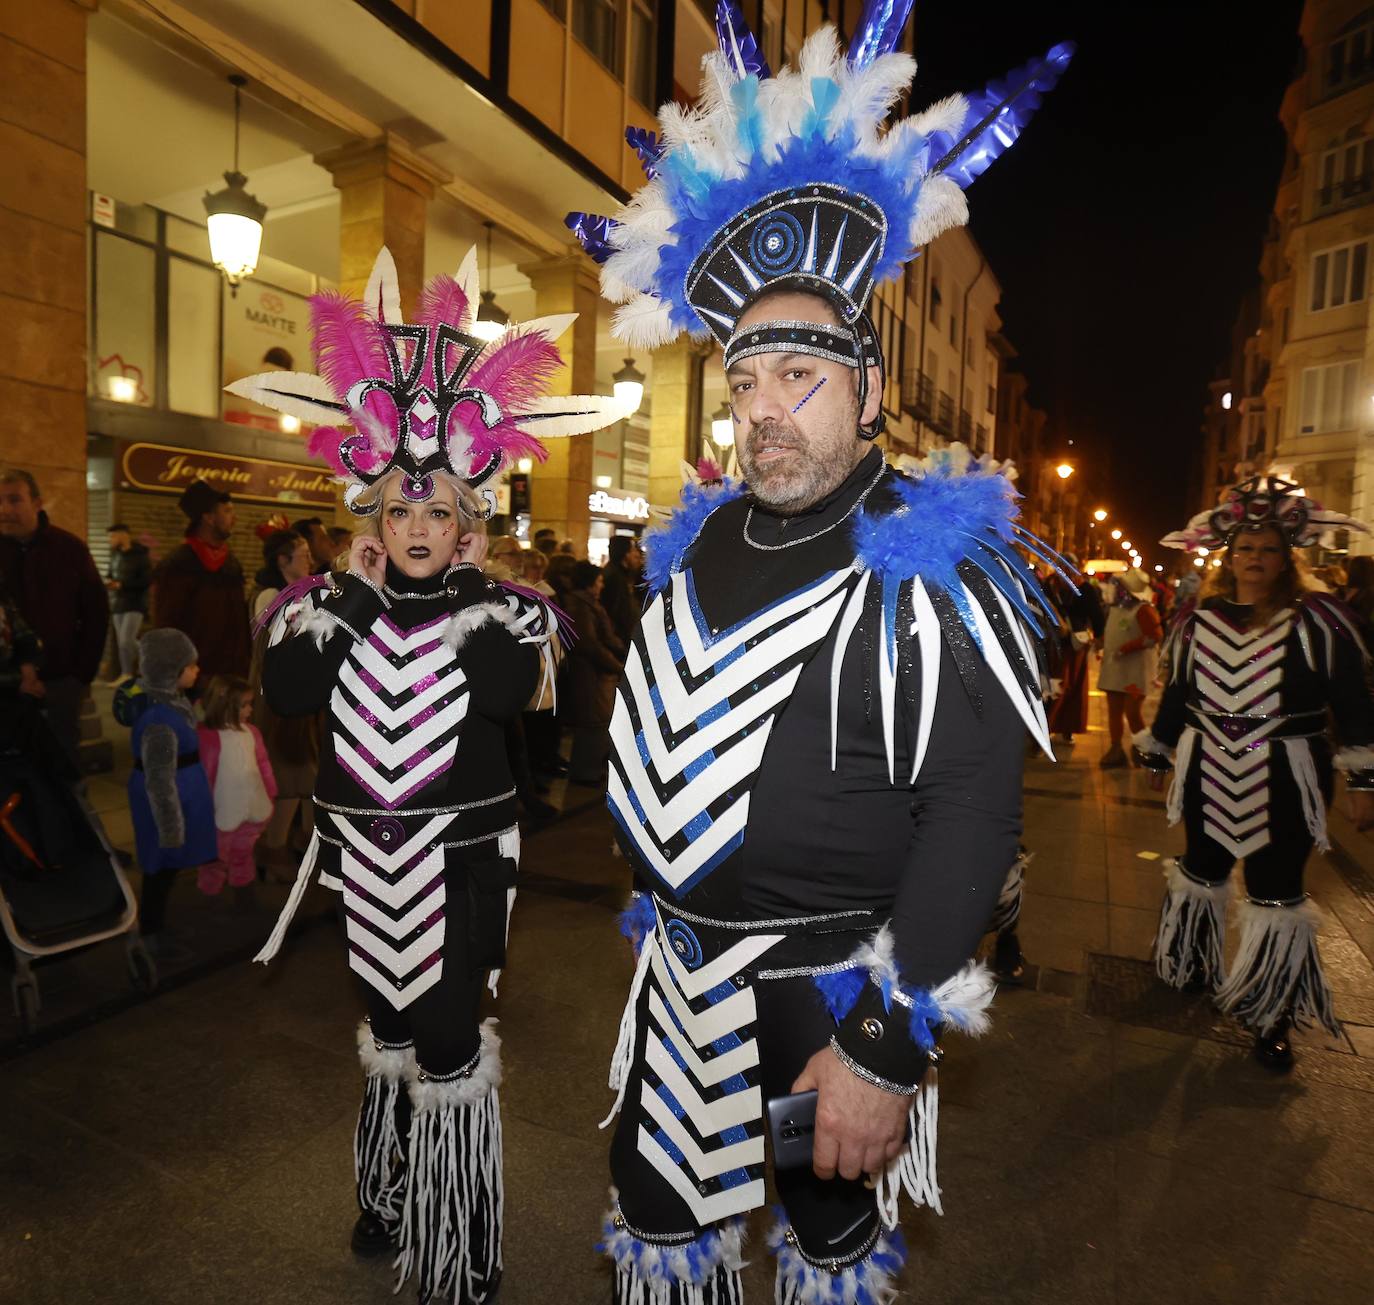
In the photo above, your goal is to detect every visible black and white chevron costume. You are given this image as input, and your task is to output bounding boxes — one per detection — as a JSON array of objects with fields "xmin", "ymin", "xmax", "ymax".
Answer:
[
  {"xmin": 598, "ymin": 448, "xmax": 1058, "ymax": 1303},
  {"xmin": 1138, "ymin": 593, "xmax": 1374, "ymax": 1037},
  {"xmin": 258, "ymin": 562, "xmax": 557, "ymax": 1305}
]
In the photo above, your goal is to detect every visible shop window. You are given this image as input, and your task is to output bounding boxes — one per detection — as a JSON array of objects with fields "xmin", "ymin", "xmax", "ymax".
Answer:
[
  {"xmin": 93, "ymin": 231, "xmax": 156, "ymax": 406},
  {"xmin": 573, "ymin": 0, "xmax": 620, "ymax": 75},
  {"xmin": 629, "ymin": 0, "xmax": 657, "ymax": 107},
  {"xmin": 168, "ymin": 258, "xmax": 222, "ymax": 419}
]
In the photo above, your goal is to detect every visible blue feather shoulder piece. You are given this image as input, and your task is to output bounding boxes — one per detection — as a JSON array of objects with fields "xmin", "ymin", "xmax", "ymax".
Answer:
[{"xmin": 643, "ymin": 479, "xmax": 746, "ymax": 597}]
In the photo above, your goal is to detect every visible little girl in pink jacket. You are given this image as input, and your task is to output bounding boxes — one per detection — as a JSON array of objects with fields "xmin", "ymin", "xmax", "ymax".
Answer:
[{"xmin": 196, "ymin": 674, "xmax": 277, "ymax": 894}]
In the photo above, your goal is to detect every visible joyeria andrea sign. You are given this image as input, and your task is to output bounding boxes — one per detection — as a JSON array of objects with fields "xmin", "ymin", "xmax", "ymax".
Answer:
[{"xmin": 120, "ymin": 442, "xmax": 337, "ymax": 508}]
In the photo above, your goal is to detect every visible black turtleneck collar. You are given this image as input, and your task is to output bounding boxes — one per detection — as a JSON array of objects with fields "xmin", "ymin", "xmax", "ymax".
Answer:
[
  {"xmin": 743, "ymin": 445, "xmax": 884, "ymax": 547},
  {"xmin": 382, "ymin": 559, "xmax": 448, "ymax": 599}
]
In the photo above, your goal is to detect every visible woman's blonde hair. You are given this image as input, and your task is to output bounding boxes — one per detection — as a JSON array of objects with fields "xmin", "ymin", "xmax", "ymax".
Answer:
[
  {"xmin": 354, "ymin": 471, "xmax": 488, "ymax": 550},
  {"xmin": 201, "ymin": 675, "xmax": 253, "ymax": 729},
  {"xmin": 1201, "ymin": 525, "xmax": 1311, "ymax": 627}
]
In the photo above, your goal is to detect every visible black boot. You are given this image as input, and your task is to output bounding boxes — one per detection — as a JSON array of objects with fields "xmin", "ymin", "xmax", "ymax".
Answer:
[
  {"xmin": 351, "ymin": 1210, "xmax": 396, "ymax": 1257},
  {"xmin": 1252, "ymin": 1015, "xmax": 1294, "ymax": 1073}
]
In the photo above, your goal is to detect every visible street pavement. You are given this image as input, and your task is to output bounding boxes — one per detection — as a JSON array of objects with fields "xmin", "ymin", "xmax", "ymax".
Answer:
[{"xmin": 3, "ymin": 688, "xmax": 1374, "ymax": 1304}]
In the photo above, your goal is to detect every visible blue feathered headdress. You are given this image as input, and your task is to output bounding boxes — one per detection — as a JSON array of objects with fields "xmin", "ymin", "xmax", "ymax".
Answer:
[{"xmin": 567, "ymin": 1, "xmax": 1073, "ymax": 350}]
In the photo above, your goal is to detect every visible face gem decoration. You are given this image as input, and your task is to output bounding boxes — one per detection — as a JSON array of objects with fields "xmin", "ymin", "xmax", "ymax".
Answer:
[
  {"xmin": 791, "ymin": 376, "xmax": 827, "ymax": 414},
  {"xmin": 402, "ymin": 474, "xmax": 434, "ymax": 502}
]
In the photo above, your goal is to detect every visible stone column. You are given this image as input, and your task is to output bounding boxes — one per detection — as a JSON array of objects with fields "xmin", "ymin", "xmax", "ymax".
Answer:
[
  {"xmin": 316, "ymin": 132, "xmax": 449, "ymax": 317},
  {"xmin": 0, "ymin": 0, "xmax": 95, "ymax": 533},
  {"xmin": 519, "ymin": 253, "xmax": 600, "ymax": 549},
  {"xmin": 648, "ymin": 339, "xmax": 707, "ymax": 513}
]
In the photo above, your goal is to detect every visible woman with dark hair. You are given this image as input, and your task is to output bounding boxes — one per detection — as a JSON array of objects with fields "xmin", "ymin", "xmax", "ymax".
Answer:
[
  {"xmin": 561, "ymin": 560, "xmax": 626, "ymax": 785},
  {"xmin": 250, "ymin": 527, "xmax": 318, "ymax": 877},
  {"xmin": 1135, "ymin": 478, "xmax": 1374, "ymax": 1069}
]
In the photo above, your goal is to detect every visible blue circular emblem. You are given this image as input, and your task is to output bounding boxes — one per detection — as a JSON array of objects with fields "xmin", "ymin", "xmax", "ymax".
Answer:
[
  {"xmin": 749, "ymin": 212, "xmax": 805, "ymax": 277},
  {"xmin": 664, "ymin": 918, "xmax": 703, "ymax": 970}
]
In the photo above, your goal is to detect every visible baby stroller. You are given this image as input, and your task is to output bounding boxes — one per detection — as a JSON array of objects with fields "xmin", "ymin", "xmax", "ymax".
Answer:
[{"xmin": 0, "ymin": 698, "xmax": 156, "ymax": 1034}]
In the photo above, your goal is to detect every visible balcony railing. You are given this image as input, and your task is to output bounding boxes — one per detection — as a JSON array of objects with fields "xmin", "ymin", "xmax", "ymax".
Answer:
[
  {"xmin": 899, "ymin": 369, "xmax": 936, "ymax": 422},
  {"xmin": 1316, "ymin": 172, "xmax": 1374, "ymax": 215},
  {"xmin": 936, "ymin": 392, "xmax": 955, "ymax": 435},
  {"xmin": 957, "ymin": 409, "xmax": 974, "ymax": 442}
]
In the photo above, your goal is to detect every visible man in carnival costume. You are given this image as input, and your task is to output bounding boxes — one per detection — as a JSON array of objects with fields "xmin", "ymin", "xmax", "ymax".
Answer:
[
  {"xmin": 1136, "ymin": 477, "xmax": 1374, "ymax": 1069},
  {"xmin": 567, "ymin": 4, "xmax": 1073, "ymax": 1300},
  {"xmin": 228, "ymin": 247, "xmax": 626, "ymax": 1303}
]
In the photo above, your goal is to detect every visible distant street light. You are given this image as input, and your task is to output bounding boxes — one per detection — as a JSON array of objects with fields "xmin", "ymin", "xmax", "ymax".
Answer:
[
  {"xmin": 1154, "ymin": 564, "xmax": 1164, "ymax": 572},
  {"xmin": 1056, "ymin": 463, "xmax": 1074, "ymax": 480},
  {"xmin": 1121, "ymin": 540, "xmax": 1132, "ymax": 550},
  {"xmin": 1093, "ymin": 508, "xmax": 1108, "ymax": 522},
  {"xmin": 1110, "ymin": 529, "xmax": 1122, "ymax": 540}
]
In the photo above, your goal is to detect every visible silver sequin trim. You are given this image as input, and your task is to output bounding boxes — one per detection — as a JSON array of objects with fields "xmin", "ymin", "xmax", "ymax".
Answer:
[
  {"xmin": 742, "ymin": 461, "xmax": 885, "ymax": 552},
  {"xmin": 654, "ymin": 895, "xmax": 873, "ymax": 932},
  {"xmin": 828, "ymin": 1036, "xmax": 923, "ymax": 1096},
  {"xmin": 315, "ymin": 790, "xmax": 516, "ymax": 817}
]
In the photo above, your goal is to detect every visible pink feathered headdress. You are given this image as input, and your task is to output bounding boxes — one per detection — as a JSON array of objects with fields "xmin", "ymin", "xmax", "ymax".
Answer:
[{"xmin": 224, "ymin": 246, "xmax": 628, "ymax": 516}]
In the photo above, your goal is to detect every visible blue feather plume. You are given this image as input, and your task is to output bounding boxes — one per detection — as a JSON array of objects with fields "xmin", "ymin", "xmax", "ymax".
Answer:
[
  {"xmin": 715, "ymin": 0, "xmax": 770, "ymax": 79},
  {"xmin": 617, "ymin": 892, "xmax": 658, "ymax": 955},
  {"xmin": 625, "ymin": 126, "xmax": 663, "ymax": 180},
  {"xmin": 565, "ymin": 212, "xmax": 618, "ymax": 264},
  {"xmin": 642, "ymin": 480, "xmax": 745, "ymax": 597},
  {"xmin": 929, "ymin": 41, "xmax": 1076, "ymax": 188},
  {"xmin": 814, "ymin": 966, "xmax": 867, "ymax": 1022}
]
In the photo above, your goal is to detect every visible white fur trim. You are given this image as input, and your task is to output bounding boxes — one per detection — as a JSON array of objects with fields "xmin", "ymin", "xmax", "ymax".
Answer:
[
  {"xmin": 409, "ymin": 1019, "xmax": 503, "ymax": 1109},
  {"xmin": 441, "ymin": 601, "xmax": 516, "ymax": 652},
  {"xmin": 357, "ymin": 1019, "xmax": 414, "ymax": 1080},
  {"xmin": 1217, "ymin": 897, "xmax": 1339, "ymax": 1037},
  {"xmin": 1333, "ymin": 745, "xmax": 1374, "ymax": 772},
  {"xmin": 601, "ymin": 1191, "xmax": 746, "ymax": 1297},
  {"xmin": 849, "ymin": 925, "xmax": 996, "ymax": 1039},
  {"xmin": 295, "ymin": 601, "xmax": 345, "ymax": 651},
  {"xmin": 1131, "ymin": 727, "xmax": 1174, "ymax": 760},
  {"xmin": 772, "ymin": 1218, "xmax": 904, "ymax": 1302}
]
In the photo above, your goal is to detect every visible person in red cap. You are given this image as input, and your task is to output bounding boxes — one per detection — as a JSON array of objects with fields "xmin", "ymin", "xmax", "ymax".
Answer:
[{"xmin": 150, "ymin": 479, "xmax": 250, "ymax": 684}]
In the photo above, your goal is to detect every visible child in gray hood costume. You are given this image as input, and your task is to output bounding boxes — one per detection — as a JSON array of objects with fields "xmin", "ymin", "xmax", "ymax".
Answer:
[{"xmin": 125, "ymin": 628, "xmax": 216, "ymax": 944}]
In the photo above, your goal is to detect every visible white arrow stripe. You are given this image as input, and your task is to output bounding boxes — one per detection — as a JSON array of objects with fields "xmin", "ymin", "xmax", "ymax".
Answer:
[
  {"xmin": 646, "ymin": 1037, "xmax": 760, "ymax": 1133},
  {"xmin": 647, "ymin": 988, "xmax": 759, "ymax": 1085},
  {"xmin": 332, "ymin": 815, "xmax": 452, "ymax": 873},
  {"xmin": 649, "ymin": 944, "xmax": 757, "ymax": 1046},
  {"xmin": 1202, "ymin": 785, "xmax": 1268, "ymax": 820},
  {"xmin": 351, "ymin": 640, "xmax": 458, "ymax": 695},
  {"xmin": 1194, "ymin": 644, "xmax": 1285, "ymax": 689},
  {"xmin": 346, "ymin": 914, "xmax": 447, "ymax": 976},
  {"xmin": 344, "ymin": 874, "xmax": 444, "ymax": 937},
  {"xmin": 368, "ymin": 616, "xmax": 450, "ymax": 657},
  {"xmin": 669, "ymin": 567, "xmax": 853, "ymax": 673},
  {"xmin": 333, "ymin": 734, "xmax": 456, "ymax": 806},
  {"xmin": 349, "ymin": 952, "xmax": 445, "ymax": 1010},
  {"xmin": 641, "ymin": 1081, "xmax": 765, "ymax": 1175},
  {"xmin": 338, "ymin": 659, "xmax": 457, "ymax": 729},
  {"xmin": 638, "ymin": 1127, "xmax": 763, "ymax": 1225},
  {"xmin": 1204, "ymin": 821, "xmax": 1271, "ymax": 860},
  {"xmin": 609, "ymin": 770, "xmax": 751, "ymax": 892},
  {"xmin": 332, "ymin": 689, "xmax": 469, "ymax": 771},
  {"xmin": 658, "ymin": 925, "xmax": 784, "ymax": 1000}
]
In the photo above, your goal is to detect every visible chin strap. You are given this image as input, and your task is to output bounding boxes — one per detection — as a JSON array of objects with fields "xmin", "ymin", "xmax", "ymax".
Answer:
[{"xmin": 856, "ymin": 311, "xmax": 885, "ymax": 441}]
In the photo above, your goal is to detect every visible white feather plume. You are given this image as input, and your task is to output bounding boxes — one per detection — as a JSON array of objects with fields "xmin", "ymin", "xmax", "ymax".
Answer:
[
  {"xmin": 611, "ymin": 294, "xmax": 678, "ymax": 350},
  {"xmin": 908, "ymin": 93, "xmax": 969, "ymax": 143},
  {"xmin": 832, "ymin": 50, "xmax": 917, "ymax": 143},
  {"xmin": 909, "ymin": 174, "xmax": 969, "ymax": 247},
  {"xmin": 601, "ymin": 244, "xmax": 663, "ymax": 303}
]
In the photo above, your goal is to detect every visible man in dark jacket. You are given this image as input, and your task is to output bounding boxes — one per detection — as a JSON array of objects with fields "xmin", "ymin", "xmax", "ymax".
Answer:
[
  {"xmin": 150, "ymin": 479, "xmax": 250, "ymax": 683},
  {"xmin": 106, "ymin": 522, "xmax": 151, "ymax": 679},
  {"xmin": 0, "ymin": 468, "xmax": 109, "ymax": 764},
  {"xmin": 599, "ymin": 534, "xmax": 644, "ymax": 647}
]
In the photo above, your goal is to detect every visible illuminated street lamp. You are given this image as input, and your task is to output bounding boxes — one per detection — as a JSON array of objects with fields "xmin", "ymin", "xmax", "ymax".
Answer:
[
  {"xmin": 1121, "ymin": 540, "xmax": 1132, "ymax": 551},
  {"xmin": 1093, "ymin": 508, "xmax": 1108, "ymax": 522},
  {"xmin": 711, "ymin": 401, "xmax": 735, "ymax": 446},
  {"xmin": 204, "ymin": 76, "xmax": 266, "ymax": 296},
  {"xmin": 1110, "ymin": 529, "xmax": 1122, "ymax": 541},
  {"xmin": 471, "ymin": 221, "xmax": 510, "ymax": 342},
  {"xmin": 613, "ymin": 357, "xmax": 646, "ymax": 413},
  {"xmin": 1056, "ymin": 462, "xmax": 1074, "ymax": 480}
]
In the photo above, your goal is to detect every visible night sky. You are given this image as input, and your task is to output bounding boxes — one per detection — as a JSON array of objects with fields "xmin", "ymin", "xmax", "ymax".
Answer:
[{"xmin": 910, "ymin": 1, "xmax": 1304, "ymax": 558}]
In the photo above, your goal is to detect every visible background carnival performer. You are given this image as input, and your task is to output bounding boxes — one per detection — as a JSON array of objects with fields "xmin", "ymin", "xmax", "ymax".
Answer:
[
  {"xmin": 570, "ymin": 5, "xmax": 1072, "ymax": 1299},
  {"xmin": 1135, "ymin": 476, "xmax": 1374, "ymax": 1071},
  {"xmin": 231, "ymin": 246, "xmax": 626, "ymax": 1305},
  {"xmin": 1097, "ymin": 568, "xmax": 1162, "ymax": 768}
]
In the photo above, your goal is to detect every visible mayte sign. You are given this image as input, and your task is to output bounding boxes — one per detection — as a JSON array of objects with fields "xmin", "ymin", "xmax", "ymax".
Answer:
[{"xmin": 588, "ymin": 488, "xmax": 651, "ymax": 521}]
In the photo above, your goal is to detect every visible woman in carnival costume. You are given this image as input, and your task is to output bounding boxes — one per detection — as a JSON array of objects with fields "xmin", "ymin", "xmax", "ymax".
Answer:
[
  {"xmin": 1096, "ymin": 567, "xmax": 1163, "ymax": 768},
  {"xmin": 228, "ymin": 246, "xmax": 626, "ymax": 1304},
  {"xmin": 1135, "ymin": 476, "xmax": 1374, "ymax": 1070},
  {"xmin": 568, "ymin": 4, "xmax": 1073, "ymax": 1300}
]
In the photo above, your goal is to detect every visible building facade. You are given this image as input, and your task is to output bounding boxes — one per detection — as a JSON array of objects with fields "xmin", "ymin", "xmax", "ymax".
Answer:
[{"xmin": 4, "ymin": 0, "xmax": 1013, "ymax": 571}]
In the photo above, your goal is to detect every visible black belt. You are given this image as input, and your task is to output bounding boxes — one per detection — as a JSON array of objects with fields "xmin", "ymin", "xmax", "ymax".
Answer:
[
  {"xmin": 1185, "ymin": 708, "xmax": 1325, "ymax": 741},
  {"xmin": 133, "ymin": 750, "xmax": 200, "ymax": 771}
]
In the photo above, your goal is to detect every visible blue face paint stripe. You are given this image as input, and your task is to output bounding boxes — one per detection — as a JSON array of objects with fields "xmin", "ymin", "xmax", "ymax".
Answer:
[{"xmin": 791, "ymin": 375, "xmax": 826, "ymax": 413}]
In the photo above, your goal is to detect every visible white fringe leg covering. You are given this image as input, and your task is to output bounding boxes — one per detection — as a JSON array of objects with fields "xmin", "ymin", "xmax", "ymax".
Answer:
[
  {"xmin": 988, "ymin": 850, "xmax": 1030, "ymax": 936},
  {"xmin": 1154, "ymin": 859, "xmax": 1229, "ymax": 990},
  {"xmin": 1283, "ymin": 738, "xmax": 1331, "ymax": 852},
  {"xmin": 873, "ymin": 1073, "xmax": 942, "ymax": 1227},
  {"xmin": 600, "ymin": 1193, "xmax": 746, "ymax": 1305},
  {"xmin": 396, "ymin": 1020, "xmax": 505, "ymax": 1304},
  {"xmin": 1216, "ymin": 897, "xmax": 1340, "ymax": 1038},
  {"xmin": 601, "ymin": 935, "xmax": 656, "ymax": 1129},
  {"xmin": 769, "ymin": 1217, "xmax": 907, "ymax": 1305},
  {"xmin": 355, "ymin": 1021, "xmax": 413, "ymax": 1230},
  {"xmin": 1164, "ymin": 727, "xmax": 1199, "ymax": 827}
]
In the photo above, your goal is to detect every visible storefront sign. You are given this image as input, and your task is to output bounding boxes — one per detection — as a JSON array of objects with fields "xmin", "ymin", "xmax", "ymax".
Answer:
[
  {"xmin": 588, "ymin": 488, "xmax": 651, "ymax": 521},
  {"xmin": 91, "ymin": 193, "xmax": 116, "ymax": 229},
  {"xmin": 120, "ymin": 442, "xmax": 337, "ymax": 509},
  {"xmin": 223, "ymin": 283, "xmax": 313, "ymax": 430}
]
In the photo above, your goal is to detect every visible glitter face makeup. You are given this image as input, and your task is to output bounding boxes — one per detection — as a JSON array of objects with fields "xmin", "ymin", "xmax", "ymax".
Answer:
[{"xmin": 791, "ymin": 376, "xmax": 827, "ymax": 414}]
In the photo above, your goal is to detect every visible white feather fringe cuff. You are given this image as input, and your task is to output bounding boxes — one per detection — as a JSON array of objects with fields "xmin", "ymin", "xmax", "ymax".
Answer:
[
  {"xmin": 770, "ymin": 1218, "xmax": 906, "ymax": 1305},
  {"xmin": 1216, "ymin": 897, "xmax": 1339, "ymax": 1038},
  {"xmin": 1333, "ymin": 745, "xmax": 1374, "ymax": 772},
  {"xmin": 1154, "ymin": 859, "xmax": 1229, "ymax": 990},
  {"xmin": 601, "ymin": 1194, "xmax": 746, "ymax": 1304},
  {"xmin": 441, "ymin": 601, "xmax": 517, "ymax": 653}
]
